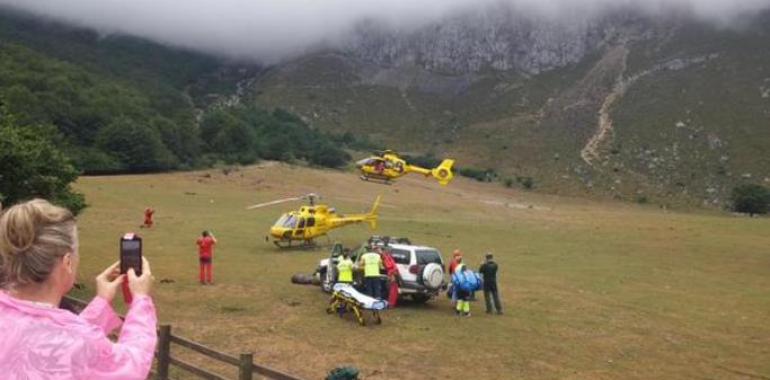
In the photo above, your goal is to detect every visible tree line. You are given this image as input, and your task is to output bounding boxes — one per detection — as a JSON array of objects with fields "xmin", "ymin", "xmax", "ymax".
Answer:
[{"xmin": 0, "ymin": 40, "xmax": 351, "ymax": 174}]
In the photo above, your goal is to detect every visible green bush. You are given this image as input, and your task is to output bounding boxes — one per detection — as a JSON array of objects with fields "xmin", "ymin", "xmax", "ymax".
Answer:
[
  {"xmin": 199, "ymin": 105, "xmax": 350, "ymax": 168},
  {"xmin": 404, "ymin": 154, "xmax": 442, "ymax": 169},
  {"xmin": 458, "ymin": 167, "xmax": 497, "ymax": 182},
  {"xmin": 96, "ymin": 117, "xmax": 178, "ymax": 172},
  {"xmin": 0, "ymin": 110, "xmax": 85, "ymax": 214},
  {"xmin": 68, "ymin": 147, "xmax": 126, "ymax": 174},
  {"xmin": 731, "ymin": 184, "xmax": 770, "ymax": 215},
  {"xmin": 517, "ymin": 176, "xmax": 535, "ymax": 190}
]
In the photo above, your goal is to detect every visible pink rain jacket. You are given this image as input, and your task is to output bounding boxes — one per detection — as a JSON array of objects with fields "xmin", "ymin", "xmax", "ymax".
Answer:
[{"xmin": 0, "ymin": 291, "xmax": 157, "ymax": 380}]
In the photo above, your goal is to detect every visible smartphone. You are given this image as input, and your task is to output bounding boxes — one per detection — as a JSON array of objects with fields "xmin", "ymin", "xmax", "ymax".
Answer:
[{"xmin": 120, "ymin": 233, "xmax": 142, "ymax": 276}]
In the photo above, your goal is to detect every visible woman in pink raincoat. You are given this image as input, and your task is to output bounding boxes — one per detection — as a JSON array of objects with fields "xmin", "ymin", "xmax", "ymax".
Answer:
[{"xmin": 0, "ymin": 199, "xmax": 157, "ymax": 380}]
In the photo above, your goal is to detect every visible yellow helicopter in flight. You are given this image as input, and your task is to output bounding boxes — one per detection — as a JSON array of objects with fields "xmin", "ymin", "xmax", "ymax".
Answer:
[
  {"xmin": 246, "ymin": 193, "xmax": 381, "ymax": 248},
  {"xmin": 356, "ymin": 150, "xmax": 455, "ymax": 186}
]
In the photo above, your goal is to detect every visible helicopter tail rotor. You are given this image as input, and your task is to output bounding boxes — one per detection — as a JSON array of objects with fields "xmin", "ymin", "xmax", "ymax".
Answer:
[
  {"xmin": 431, "ymin": 159, "xmax": 455, "ymax": 186},
  {"xmin": 364, "ymin": 195, "xmax": 381, "ymax": 230}
]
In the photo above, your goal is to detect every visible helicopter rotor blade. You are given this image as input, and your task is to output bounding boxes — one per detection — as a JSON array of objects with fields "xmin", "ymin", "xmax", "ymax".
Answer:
[{"xmin": 245, "ymin": 196, "xmax": 303, "ymax": 210}]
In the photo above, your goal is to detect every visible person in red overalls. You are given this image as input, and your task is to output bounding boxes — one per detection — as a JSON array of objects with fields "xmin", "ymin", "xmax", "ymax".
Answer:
[
  {"xmin": 380, "ymin": 249, "xmax": 399, "ymax": 308},
  {"xmin": 196, "ymin": 230, "xmax": 217, "ymax": 285},
  {"xmin": 142, "ymin": 207, "xmax": 155, "ymax": 228}
]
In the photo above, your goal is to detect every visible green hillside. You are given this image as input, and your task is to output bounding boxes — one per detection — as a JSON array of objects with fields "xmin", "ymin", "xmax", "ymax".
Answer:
[
  {"xmin": 609, "ymin": 20, "xmax": 770, "ymax": 205},
  {"xmin": 0, "ymin": 8, "xmax": 349, "ymax": 174}
]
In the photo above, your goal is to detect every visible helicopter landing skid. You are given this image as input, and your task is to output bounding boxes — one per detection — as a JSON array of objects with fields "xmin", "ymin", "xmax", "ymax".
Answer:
[
  {"xmin": 359, "ymin": 175, "xmax": 392, "ymax": 185},
  {"xmin": 273, "ymin": 239, "xmax": 320, "ymax": 250}
]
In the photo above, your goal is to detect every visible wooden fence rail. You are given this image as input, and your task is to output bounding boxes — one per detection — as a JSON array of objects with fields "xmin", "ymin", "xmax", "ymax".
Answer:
[{"xmin": 62, "ymin": 296, "xmax": 303, "ymax": 380}]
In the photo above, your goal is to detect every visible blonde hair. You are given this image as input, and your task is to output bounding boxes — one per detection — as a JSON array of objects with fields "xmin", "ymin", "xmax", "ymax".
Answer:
[{"xmin": 0, "ymin": 199, "xmax": 76, "ymax": 286}]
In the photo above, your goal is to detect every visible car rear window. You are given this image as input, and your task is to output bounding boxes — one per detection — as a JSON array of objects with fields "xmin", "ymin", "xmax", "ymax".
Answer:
[
  {"xmin": 389, "ymin": 248, "xmax": 411, "ymax": 265},
  {"xmin": 350, "ymin": 245, "xmax": 368, "ymax": 261},
  {"xmin": 416, "ymin": 250, "xmax": 442, "ymax": 265}
]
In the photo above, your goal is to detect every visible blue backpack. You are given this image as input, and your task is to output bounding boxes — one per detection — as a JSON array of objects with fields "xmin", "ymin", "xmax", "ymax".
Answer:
[{"xmin": 452, "ymin": 270, "xmax": 481, "ymax": 292}]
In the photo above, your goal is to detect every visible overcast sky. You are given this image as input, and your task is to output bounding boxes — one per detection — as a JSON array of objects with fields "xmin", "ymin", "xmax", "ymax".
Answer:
[{"xmin": 1, "ymin": 0, "xmax": 768, "ymax": 63}]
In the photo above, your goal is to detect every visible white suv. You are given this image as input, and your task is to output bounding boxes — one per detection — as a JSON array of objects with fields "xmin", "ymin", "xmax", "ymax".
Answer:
[{"xmin": 317, "ymin": 237, "xmax": 447, "ymax": 303}]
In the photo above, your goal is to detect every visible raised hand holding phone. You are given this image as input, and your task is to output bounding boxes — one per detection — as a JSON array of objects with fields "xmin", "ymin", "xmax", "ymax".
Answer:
[
  {"xmin": 95, "ymin": 261, "xmax": 125, "ymax": 303},
  {"xmin": 128, "ymin": 257, "xmax": 153, "ymax": 297}
]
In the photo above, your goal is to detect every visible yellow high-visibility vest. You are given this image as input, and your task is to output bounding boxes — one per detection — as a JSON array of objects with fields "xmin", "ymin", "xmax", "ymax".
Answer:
[
  {"xmin": 361, "ymin": 252, "xmax": 382, "ymax": 277},
  {"xmin": 337, "ymin": 258, "xmax": 353, "ymax": 282}
]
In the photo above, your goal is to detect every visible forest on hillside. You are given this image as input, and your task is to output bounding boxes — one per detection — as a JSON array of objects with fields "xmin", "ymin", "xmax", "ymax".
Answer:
[{"xmin": 0, "ymin": 9, "xmax": 352, "ymax": 175}]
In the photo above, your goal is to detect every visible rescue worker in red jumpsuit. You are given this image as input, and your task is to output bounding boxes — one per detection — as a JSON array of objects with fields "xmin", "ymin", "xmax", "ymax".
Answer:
[
  {"xmin": 196, "ymin": 230, "xmax": 217, "ymax": 285},
  {"xmin": 381, "ymin": 249, "xmax": 400, "ymax": 308},
  {"xmin": 143, "ymin": 207, "xmax": 155, "ymax": 228}
]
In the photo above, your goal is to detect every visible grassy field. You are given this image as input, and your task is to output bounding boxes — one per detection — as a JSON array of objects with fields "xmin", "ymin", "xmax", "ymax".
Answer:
[{"xmin": 70, "ymin": 162, "xmax": 770, "ymax": 379}]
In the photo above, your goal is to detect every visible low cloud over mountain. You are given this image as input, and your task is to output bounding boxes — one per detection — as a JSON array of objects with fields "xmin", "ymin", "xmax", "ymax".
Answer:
[{"xmin": 1, "ymin": 0, "xmax": 768, "ymax": 62}]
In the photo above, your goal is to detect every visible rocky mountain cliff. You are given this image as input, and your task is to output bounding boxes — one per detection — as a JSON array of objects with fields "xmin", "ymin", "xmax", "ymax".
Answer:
[{"xmin": 343, "ymin": 6, "xmax": 647, "ymax": 75}]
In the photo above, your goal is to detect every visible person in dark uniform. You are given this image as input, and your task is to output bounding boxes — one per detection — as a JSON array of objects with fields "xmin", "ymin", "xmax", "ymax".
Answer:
[{"xmin": 479, "ymin": 252, "xmax": 502, "ymax": 315}]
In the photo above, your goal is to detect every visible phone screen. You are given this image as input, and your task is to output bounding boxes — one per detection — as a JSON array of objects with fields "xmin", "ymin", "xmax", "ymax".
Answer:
[{"xmin": 120, "ymin": 238, "xmax": 142, "ymax": 276}]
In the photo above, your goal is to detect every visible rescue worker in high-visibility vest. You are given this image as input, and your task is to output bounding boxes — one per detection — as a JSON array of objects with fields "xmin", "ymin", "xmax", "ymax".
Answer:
[
  {"xmin": 336, "ymin": 251, "xmax": 354, "ymax": 284},
  {"xmin": 359, "ymin": 250, "xmax": 384, "ymax": 299},
  {"xmin": 453, "ymin": 263, "xmax": 472, "ymax": 317}
]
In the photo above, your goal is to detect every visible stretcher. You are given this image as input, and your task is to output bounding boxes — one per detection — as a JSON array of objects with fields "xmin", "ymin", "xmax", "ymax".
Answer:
[{"xmin": 326, "ymin": 283, "xmax": 387, "ymax": 326}]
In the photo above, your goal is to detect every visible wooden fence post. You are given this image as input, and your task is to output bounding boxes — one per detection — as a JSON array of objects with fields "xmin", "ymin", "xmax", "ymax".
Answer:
[
  {"xmin": 239, "ymin": 353, "xmax": 254, "ymax": 380},
  {"xmin": 156, "ymin": 325, "xmax": 172, "ymax": 380}
]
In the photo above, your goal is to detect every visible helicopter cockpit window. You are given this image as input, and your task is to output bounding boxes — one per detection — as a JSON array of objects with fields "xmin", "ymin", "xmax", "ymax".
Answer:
[
  {"xmin": 274, "ymin": 214, "xmax": 298, "ymax": 228},
  {"xmin": 356, "ymin": 158, "xmax": 376, "ymax": 166}
]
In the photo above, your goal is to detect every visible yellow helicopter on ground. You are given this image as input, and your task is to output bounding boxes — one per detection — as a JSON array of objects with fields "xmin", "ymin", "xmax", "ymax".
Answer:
[
  {"xmin": 356, "ymin": 150, "xmax": 455, "ymax": 186},
  {"xmin": 246, "ymin": 193, "xmax": 381, "ymax": 248}
]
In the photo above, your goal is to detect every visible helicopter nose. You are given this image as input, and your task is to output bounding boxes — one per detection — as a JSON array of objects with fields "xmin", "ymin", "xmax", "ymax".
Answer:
[{"xmin": 270, "ymin": 227, "xmax": 284, "ymax": 239}]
